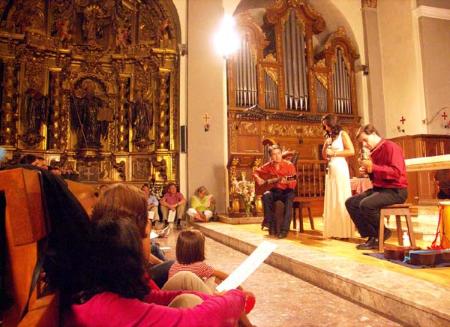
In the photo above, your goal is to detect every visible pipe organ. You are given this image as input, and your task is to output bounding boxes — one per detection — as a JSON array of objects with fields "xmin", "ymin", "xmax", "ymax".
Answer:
[
  {"xmin": 282, "ymin": 10, "xmax": 308, "ymax": 112},
  {"xmin": 333, "ymin": 48, "xmax": 352, "ymax": 115},
  {"xmin": 235, "ymin": 35, "xmax": 258, "ymax": 108},
  {"xmin": 227, "ymin": 0, "xmax": 360, "ymax": 215}
]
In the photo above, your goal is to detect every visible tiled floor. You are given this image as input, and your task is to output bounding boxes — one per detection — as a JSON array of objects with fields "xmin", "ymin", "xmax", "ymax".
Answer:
[{"xmin": 155, "ymin": 228, "xmax": 400, "ymax": 327}]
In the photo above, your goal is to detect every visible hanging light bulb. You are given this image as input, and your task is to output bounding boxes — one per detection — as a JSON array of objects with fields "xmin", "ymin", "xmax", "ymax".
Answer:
[{"xmin": 214, "ymin": 14, "xmax": 240, "ymax": 59}]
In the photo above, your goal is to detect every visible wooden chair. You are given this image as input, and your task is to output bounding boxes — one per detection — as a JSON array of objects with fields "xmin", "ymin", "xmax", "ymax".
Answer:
[
  {"xmin": 0, "ymin": 168, "xmax": 58, "ymax": 326},
  {"xmin": 292, "ymin": 198, "xmax": 315, "ymax": 233},
  {"xmin": 378, "ymin": 203, "xmax": 416, "ymax": 252}
]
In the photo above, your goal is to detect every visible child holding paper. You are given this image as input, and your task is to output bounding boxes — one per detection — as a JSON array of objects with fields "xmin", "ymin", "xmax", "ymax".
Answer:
[{"xmin": 168, "ymin": 230, "xmax": 256, "ymax": 327}]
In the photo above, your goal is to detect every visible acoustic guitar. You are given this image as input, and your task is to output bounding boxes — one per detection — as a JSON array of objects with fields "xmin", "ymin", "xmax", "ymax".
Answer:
[{"xmin": 255, "ymin": 172, "xmax": 298, "ymax": 195}]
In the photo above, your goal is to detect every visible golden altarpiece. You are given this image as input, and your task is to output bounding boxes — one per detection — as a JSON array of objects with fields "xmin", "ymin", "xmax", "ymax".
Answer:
[
  {"xmin": 227, "ymin": 0, "xmax": 361, "ymax": 215},
  {"xmin": 0, "ymin": 0, "xmax": 180, "ymax": 192}
]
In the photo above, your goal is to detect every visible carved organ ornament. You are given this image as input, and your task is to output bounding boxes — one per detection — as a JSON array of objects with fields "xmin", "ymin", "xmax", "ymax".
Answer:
[
  {"xmin": 0, "ymin": 0, "xmax": 180, "ymax": 187},
  {"xmin": 226, "ymin": 0, "xmax": 361, "ymax": 214}
]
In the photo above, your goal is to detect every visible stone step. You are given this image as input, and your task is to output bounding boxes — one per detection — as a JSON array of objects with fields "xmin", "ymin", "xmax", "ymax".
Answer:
[{"xmin": 193, "ymin": 222, "xmax": 450, "ymax": 327}]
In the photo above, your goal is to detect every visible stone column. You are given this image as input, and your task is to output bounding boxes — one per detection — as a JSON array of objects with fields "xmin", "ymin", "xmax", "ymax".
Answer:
[
  {"xmin": 361, "ymin": 0, "xmax": 386, "ymax": 135},
  {"xmin": 187, "ymin": 0, "xmax": 227, "ymax": 213}
]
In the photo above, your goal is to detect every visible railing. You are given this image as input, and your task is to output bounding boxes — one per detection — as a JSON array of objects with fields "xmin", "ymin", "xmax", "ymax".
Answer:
[{"xmin": 296, "ymin": 159, "xmax": 327, "ymax": 198}]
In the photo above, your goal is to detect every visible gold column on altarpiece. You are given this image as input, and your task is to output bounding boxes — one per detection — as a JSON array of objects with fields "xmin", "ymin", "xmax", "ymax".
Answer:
[
  {"xmin": 49, "ymin": 69, "xmax": 62, "ymax": 150},
  {"xmin": 118, "ymin": 75, "xmax": 128, "ymax": 152},
  {"xmin": 158, "ymin": 69, "xmax": 170, "ymax": 150},
  {"xmin": 1, "ymin": 59, "xmax": 17, "ymax": 147}
]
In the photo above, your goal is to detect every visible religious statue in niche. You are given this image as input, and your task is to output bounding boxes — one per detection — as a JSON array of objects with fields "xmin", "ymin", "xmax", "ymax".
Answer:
[
  {"xmin": 21, "ymin": 82, "xmax": 48, "ymax": 146},
  {"xmin": 70, "ymin": 79, "xmax": 112, "ymax": 148},
  {"xmin": 52, "ymin": 18, "xmax": 72, "ymax": 45},
  {"xmin": 6, "ymin": 0, "xmax": 45, "ymax": 34},
  {"xmin": 115, "ymin": 23, "xmax": 131, "ymax": 51},
  {"xmin": 262, "ymin": 15, "xmax": 276, "ymax": 60},
  {"xmin": 131, "ymin": 89, "xmax": 153, "ymax": 147},
  {"xmin": 159, "ymin": 18, "xmax": 174, "ymax": 48},
  {"xmin": 81, "ymin": 4, "xmax": 110, "ymax": 47}
]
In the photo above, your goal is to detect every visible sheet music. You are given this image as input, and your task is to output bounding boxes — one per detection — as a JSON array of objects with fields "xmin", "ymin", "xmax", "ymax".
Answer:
[{"xmin": 216, "ymin": 241, "xmax": 277, "ymax": 292}]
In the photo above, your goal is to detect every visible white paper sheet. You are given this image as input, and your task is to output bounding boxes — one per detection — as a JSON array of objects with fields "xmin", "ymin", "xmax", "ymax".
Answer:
[
  {"xmin": 216, "ymin": 241, "xmax": 277, "ymax": 292},
  {"xmin": 168, "ymin": 210, "xmax": 176, "ymax": 223},
  {"xmin": 148, "ymin": 210, "xmax": 155, "ymax": 220},
  {"xmin": 149, "ymin": 231, "xmax": 159, "ymax": 239}
]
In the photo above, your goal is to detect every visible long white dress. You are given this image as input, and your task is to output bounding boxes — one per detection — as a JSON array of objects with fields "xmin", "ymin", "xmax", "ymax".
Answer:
[{"xmin": 323, "ymin": 131, "xmax": 354, "ymax": 238}]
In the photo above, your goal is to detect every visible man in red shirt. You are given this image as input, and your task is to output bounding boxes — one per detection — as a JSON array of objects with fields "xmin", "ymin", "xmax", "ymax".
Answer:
[
  {"xmin": 254, "ymin": 145, "xmax": 297, "ymax": 239},
  {"xmin": 345, "ymin": 124, "xmax": 408, "ymax": 250}
]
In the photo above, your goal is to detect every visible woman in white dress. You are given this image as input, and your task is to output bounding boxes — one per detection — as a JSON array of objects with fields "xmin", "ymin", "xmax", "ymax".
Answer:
[{"xmin": 321, "ymin": 114, "xmax": 355, "ymax": 238}]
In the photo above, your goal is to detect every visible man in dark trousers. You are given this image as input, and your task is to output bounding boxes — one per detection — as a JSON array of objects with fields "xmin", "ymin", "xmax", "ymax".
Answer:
[
  {"xmin": 253, "ymin": 144, "xmax": 297, "ymax": 239},
  {"xmin": 345, "ymin": 124, "xmax": 408, "ymax": 250}
]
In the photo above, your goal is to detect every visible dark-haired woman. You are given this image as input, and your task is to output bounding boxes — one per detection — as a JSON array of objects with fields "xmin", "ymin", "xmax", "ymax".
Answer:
[
  {"xmin": 65, "ymin": 217, "xmax": 247, "ymax": 327},
  {"xmin": 321, "ymin": 114, "xmax": 355, "ymax": 238}
]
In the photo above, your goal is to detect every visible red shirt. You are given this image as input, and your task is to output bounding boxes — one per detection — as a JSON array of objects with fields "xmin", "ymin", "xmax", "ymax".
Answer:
[
  {"xmin": 162, "ymin": 192, "xmax": 185, "ymax": 206},
  {"xmin": 169, "ymin": 261, "xmax": 215, "ymax": 280},
  {"xmin": 370, "ymin": 140, "xmax": 408, "ymax": 188},
  {"xmin": 254, "ymin": 160, "xmax": 297, "ymax": 190}
]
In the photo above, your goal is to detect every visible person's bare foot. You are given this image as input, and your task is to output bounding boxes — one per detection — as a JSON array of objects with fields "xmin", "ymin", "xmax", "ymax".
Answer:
[{"xmin": 193, "ymin": 212, "xmax": 207, "ymax": 222}]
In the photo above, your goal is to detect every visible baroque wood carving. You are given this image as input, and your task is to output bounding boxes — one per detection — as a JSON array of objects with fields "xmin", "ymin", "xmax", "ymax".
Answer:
[{"xmin": 0, "ymin": 0, "xmax": 181, "ymax": 185}]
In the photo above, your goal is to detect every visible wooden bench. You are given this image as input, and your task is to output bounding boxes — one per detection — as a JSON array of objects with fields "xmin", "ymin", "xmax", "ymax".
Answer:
[
  {"xmin": 379, "ymin": 203, "xmax": 416, "ymax": 252},
  {"xmin": 0, "ymin": 168, "xmax": 58, "ymax": 326}
]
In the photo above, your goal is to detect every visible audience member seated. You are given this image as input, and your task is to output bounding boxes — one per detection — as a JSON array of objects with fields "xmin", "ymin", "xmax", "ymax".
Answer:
[
  {"xmin": 91, "ymin": 184, "xmax": 173, "ymax": 288},
  {"xmin": 187, "ymin": 186, "xmax": 216, "ymax": 222},
  {"xmin": 141, "ymin": 183, "xmax": 160, "ymax": 223},
  {"xmin": 160, "ymin": 183, "xmax": 186, "ymax": 229},
  {"xmin": 65, "ymin": 217, "xmax": 248, "ymax": 327},
  {"xmin": 48, "ymin": 165, "xmax": 62, "ymax": 176},
  {"xmin": 435, "ymin": 169, "xmax": 450, "ymax": 199},
  {"xmin": 19, "ymin": 154, "xmax": 48, "ymax": 169},
  {"xmin": 167, "ymin": 230, "xmax": 255, "ymax": 327}
]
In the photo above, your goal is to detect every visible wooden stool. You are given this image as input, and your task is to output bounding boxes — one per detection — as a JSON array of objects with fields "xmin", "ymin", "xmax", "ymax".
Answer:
[
  {"xmin": 379, "ymin": 203, "xmax": 416, "ymax": 252},
  {"xmin": 292, "ymin": 198, "xmax": 315, "ymax": 233}
]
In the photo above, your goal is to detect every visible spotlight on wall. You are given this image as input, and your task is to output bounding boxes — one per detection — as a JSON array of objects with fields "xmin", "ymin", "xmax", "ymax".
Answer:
[{"xmin": 213, "ymin": 15, "xmax": 240, "ymax": 59}]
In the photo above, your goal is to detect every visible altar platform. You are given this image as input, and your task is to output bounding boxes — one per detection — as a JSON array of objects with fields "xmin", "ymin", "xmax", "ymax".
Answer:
[{"xmin": 192, "ymin": 206, "xmax": 450, "ymax": 326}]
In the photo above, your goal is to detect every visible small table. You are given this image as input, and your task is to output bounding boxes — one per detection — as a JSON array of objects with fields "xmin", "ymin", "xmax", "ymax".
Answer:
[{"xmin": 350, "ymin": 177, "xmax": 372, "ymax": 195}]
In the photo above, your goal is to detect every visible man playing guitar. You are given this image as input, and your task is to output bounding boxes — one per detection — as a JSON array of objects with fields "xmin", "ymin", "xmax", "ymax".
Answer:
[{"xmin": 253, "ymin": 144, "xmax": 297, "ymax": 239}]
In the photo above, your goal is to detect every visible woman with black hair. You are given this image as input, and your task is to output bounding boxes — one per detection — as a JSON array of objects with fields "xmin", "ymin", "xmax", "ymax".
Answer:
[
  {"xmin": 65, "ymin": 217, "xmax": 248, "ymax": 326},
  {"xmin": 321, "ymin": 114, "xmax": 355, "ymax": 238}
]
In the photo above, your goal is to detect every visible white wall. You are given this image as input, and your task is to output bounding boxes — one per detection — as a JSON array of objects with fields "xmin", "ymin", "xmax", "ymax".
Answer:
[
  {"xmin": 377, "ymin": 0, "xmax": 427, "ymax": 137},
  {"xmin": 186, "ymin": 0, "xmax": 228, "ymax": 212}
]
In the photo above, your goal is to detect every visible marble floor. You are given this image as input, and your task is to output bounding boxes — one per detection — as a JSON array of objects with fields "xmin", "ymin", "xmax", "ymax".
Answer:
[{"xmin": 155, "ymin": 229, "xmax": 401, "ymax": 327}]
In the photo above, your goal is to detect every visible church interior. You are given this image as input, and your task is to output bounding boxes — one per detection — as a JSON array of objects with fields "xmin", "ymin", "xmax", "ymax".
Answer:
[{"xmin": 0, "ymin": 0, "xmax": 449, "ymax": 326}]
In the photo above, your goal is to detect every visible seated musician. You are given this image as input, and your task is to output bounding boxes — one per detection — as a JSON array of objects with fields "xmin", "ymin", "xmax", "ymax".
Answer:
[
  {"xmin": 253, "ymin": 144, "xmax": 297, "ymax": 239},
  {"xmin": 345, "ymin": 124, "xmax": 408, "ymax": 250}
]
